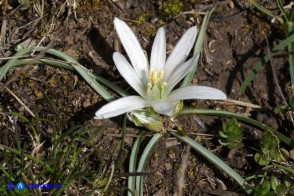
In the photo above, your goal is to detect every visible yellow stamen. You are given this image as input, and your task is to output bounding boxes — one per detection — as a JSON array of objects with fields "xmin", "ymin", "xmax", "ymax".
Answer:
[
  {"xmin": 158, "ymin": 70, "xmax": 164, "ymax": 80},
  {"xmin": 147, "ymin": 82, "xmax": 152, "ymax": 89},
  {"xmin": 149, "ymin": 69, "xmax": 164, "ymax": 84},
  {"xmin": 147, "ymin": 69, "xmax": 167, "ymax": 100},
  {"xmin": 162, "ymin": 82, "xmax": 167, "ymax": 88},
  {"xmin": 149, "ymin": 69, "xmax": 155, "ymax": 81}
]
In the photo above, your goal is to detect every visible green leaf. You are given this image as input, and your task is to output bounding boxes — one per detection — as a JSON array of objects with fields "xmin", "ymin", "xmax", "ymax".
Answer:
[
  {"xmin": 283, "ymin": 175, "xmax": 294, "ymax": 188},
  {"xmin": 171, "ymin": 132, "xmax": 249, "ymax": 191},
  {"xmin": 276, "ymin": 0, "xmax": 290, "ymax": 23},
  {"xmin": 256, "ymin": 130, "xmax": 287, "ymax": 165},
  {"xmin": 273, "ymin": 163, "xmax": 294, "ymax": 175},
  {"xmin": 0, "ymin": 47, "xmax": 116, "ymax": 101},
  {"xmin": 179, "ymin": 108, "xmax": 292, "ymax": 146},
  {"xmin": 289, "ymin": 183, "xmax": 294, "ymax": 194},
  {"xmin": 219, "ymin": 118, "xmax": 243, "ymax": 149},
  {"xmin": 128, "ymin": 131, "xmax": 145, "ymax": 196},
  {"xmin": 218, "ymin": 139, "xmax": 228, "ymax": 146},
  {"xmin": 254, "ymin": 152, "xmax": 270, "ymax": 166},
  {"xmin": 135, "ymin": 133, "xmax": 163, "ymax": 196},
  {"xmin": 289, "ymin": 95, "xmax": 294, "ymax": 108},
  {"xmin": 289, "ymin": 7, "xmax": 294, "ymax": 20},
  {"xmin": 260, "ymin": 179, "xmax": 271, "ymax": 195},
  {"xmin": 181, "ymin": 8, "xmax": 215, "ymax": 87},
  {"xmin": 249, "ymin": 0, "xmax": 283, "ymax": 23},
  {"xmin": 7, "ymin": 112, "xmax": 30, "ymax": 123},
  {"xmin": 276, "ymin": 183, "xmax": 288, "ymax": 195},
  {"xmin": 98, "ymin": 178, "xmax": 109, "ymax": 187},
  {"xmin": 127, "ymin": 109, "xmax": 163, "ymax": 132},
  {"xmin": 227, "ymin": 142, "xmax": 243, "ymax": 149},
  {"xmin": 240, "ymin": 33, "xmax": 294, "ymax": 94},
  {"xmin": 270, "ymin": 175, "xmax": 280, "ymax": 191},
  {"xmin": 219, "ymin": 131, "xmax": 229, "ymax": 138}
]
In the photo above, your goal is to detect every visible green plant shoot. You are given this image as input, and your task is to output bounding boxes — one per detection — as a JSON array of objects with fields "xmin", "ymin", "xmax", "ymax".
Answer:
[
  {"xmin": 254, "ymin": 130, "xmax": 289, "ymax": 166},
  {"xmin": 219, "ymin": 118, "xmax": 243, "ymax": 149}
]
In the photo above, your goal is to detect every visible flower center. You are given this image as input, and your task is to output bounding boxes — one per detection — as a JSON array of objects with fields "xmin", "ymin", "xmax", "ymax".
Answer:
[{"xmin": 147, "ymin": 69, "xmax": 167, "ymax": 101}]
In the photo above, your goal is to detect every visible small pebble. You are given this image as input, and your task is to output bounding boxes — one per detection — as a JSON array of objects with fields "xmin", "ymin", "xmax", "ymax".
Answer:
[
  {"xmin": 169, "ymin": 151, "xmax": 176, "ymax": 160},
  {"xmin": 166, "ymin": 43, "xmax": 173, "ymax": 54},
  {"xmin": 82, "ymin": 99, "xmax": 91, "ymax": 108},
  {"xmin": 165, "ymin": 138, "xmax": 178, "ymax": 148},
  {"xmin": 165, "ymin": 163, "xmax": 172, "ymax": 170},
  {"xmin": 228, "ymin": 0, "xmax": 235, "ymax": 9},
  {"xmin": 256, "ymin": 113, "xmax": 265, "ymax": 122},
  {"xmin": 263, "ymin": 118, "xmax": 278, "ymax": 130}
]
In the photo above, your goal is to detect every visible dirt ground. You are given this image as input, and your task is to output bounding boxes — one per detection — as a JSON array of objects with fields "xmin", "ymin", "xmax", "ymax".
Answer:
[{"xmin": 1, "ymin": 0, "xmax": 294, "ymax": 195}]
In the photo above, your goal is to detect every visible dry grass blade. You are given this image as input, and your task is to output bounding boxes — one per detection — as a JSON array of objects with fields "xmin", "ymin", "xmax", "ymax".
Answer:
[
  {"xmin": 176, "ymin": 146, "xmax": 190, "ymax": 196},
  {"xmin": 0, "ymin": 82, "xmax": 35, "ymax": 118}
]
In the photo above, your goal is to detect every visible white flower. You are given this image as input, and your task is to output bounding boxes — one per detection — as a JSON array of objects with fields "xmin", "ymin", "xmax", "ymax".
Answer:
[{"xmin": 95, "ymin": 18, "xmax": 227, "ymax": 119}]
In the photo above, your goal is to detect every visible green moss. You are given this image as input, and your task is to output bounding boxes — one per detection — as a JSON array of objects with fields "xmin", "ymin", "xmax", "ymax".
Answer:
[
  {"xmin": 34, "ymin": 89, "xmax": 43, "ymax": 98},
  {"xmin": 38, "ymin": 23, "xmax": 46, "ymax": 38},
  {"xmin": 77, "ymin": 0, "xmax": 100, "ymax": 11},
  {"xmin": 158, "ymin": 19, "xmax": 165, "ymax": 26},
  {"xmin": 187, "ymin": 168, "xmax": 195, "ymax": 180},
  {"xmin": 243, "ymin": 12, "xmax": 271, "ymax": 34},
  {"xmin": 137, "ymin": 13, "xmax": 150, "ymax": 25},
  {"xmin": 143, "ymin": 26, "xmax": 157, "ymax": 37},
  {"xmin": 162, "ymin": 0, "xmax": 183, "ymax": 18}
]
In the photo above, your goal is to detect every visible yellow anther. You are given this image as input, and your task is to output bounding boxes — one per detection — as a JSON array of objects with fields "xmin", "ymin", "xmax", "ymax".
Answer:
[
  {"xmin": 148, "ymin": 69, "xmax": 167, "ymax": 95},
  {"xmin": 158, "ymin": 70, "xmax": 164, "ymax": 80},
  {"xmin": 149, "ymin": 69, "xmax": 165, "ymax": 85},
  {"xmin": 149, "ymin": 69, "xmax": 155, "ymax": 81},
  {"xmin": 147, "ymin": 82, "xmax": 152, "ymax": 89},
  {"xmin": 153, "ymin": 72, "xmax": 158, "ymax": 81},
  {"xmin": 162, "ymin": 82, "xmax": 167, "ymax": 88}
]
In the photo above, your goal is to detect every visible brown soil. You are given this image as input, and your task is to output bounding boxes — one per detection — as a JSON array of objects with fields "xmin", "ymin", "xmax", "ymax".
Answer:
[{"xmin": 1, "ymin": 0, "xmax": 293, "ymax": 195}]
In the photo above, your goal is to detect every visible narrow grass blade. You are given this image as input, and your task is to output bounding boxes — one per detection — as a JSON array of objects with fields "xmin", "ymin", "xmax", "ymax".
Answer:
[
  {"xmin": 0, "ymin": 47, "xmax": 34, "ymax": 81},
  {"xmin": 103, "ymin": 163, "xmax": 115, "ymax": 193},
  {"xmin": 135, "ymin": 133, "xmax": 162, "ymax": 196},
  {"xmin": 289, "ymin": 35, "xmax": 294, "ymax": 92},
  {"xmin": 181, "ymin": 8, "xmax": 215, "ymax": 87},
  {"xmin": 36, "ymin": 47, "xmax": 114, "ymax": 101},
  {"xmin": 6, "ymin": 111, "xmax": 30, "ymax": 122},
  {"xmin": 0, "ymin": 144, "xmax": 54, "ymax": 172},
  {"xmin": 288, "ymin": 21, "xmax": 294, "ymax": 92},
  {"xmin": 289, "ymin": 7, "xmax": 294, "ymax": 20},
  {"xmin": 179, "ymin": 108, "xmax": 292, "ymax": 146},
  {"xmin": 0, "ymin": 165, "xmax": 14, "ymax": 181},
  {"xmin": 1, "ymin": 58, "xmax": 128, "ymax": 97},
  {"xmin": 193, "ymin": 8, "xmax": 215, "ymax": 55},
  {"xmin": 128, "ymin": 131, "xmax": 145, "ymax": 196},
  {"xmin": 170, "ymin": 132, "xmax": 249, "ymax": 191},
  {"xmin": 276, "ymin": 0, "xmax": 290, "ymax": 23},
  {"xmin": 273, "ymin": 162, "xmax": 294, "ymax": 175},
  {"xmin": 0, "ymin": 47, "xmax": 115, "ymax": 101},
  {"xmin": 240, "ymin": 33, "xmax": 294, "ymax": 93},
  {"xmin": 249, "ymin": 0, "xmax": 283, "ymax": 23}
]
